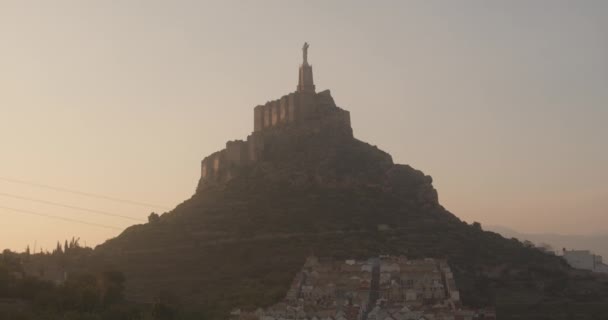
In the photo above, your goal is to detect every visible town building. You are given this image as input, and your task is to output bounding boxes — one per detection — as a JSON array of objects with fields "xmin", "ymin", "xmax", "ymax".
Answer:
[
  {"xmin": 232, "ymin": 255, "xmax": 495, "ymax": 320},
  {"xmin": 562, "ymin": 249, "xmax": 608, "ymax": 274}
]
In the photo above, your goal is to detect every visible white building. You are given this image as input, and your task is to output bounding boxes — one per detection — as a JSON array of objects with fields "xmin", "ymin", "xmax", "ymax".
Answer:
[{"xmin": 562, "ymin": 249, "xmax": 608, "ymax": 273}]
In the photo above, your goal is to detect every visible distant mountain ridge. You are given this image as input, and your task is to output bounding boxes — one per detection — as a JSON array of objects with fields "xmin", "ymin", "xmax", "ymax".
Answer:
[{"xmin": 487, "ymin": 225, "xmax": 608, "ymax": 259}]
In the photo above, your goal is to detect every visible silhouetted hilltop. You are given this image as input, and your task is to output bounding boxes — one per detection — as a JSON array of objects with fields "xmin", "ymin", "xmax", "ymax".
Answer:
[
  {"xmin": 94, "ymin": 121, "xmax": 608, "ymax": 319},
  {"xmin": 94, "ymin": 46, "xmax": 608, "ymax": 319}
]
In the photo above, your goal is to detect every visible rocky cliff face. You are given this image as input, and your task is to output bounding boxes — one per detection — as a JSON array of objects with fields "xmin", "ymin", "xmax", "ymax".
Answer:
[{"xmin": 94, "ymin": 103, "xmax": 608, "ymax": 319}]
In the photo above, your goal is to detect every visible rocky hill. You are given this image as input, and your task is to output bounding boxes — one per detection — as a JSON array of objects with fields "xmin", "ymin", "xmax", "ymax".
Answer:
[
  {"xmin": 92, "ymin": 122, "xmax": 608, "ymax": 319},
  {"xmin": 93, "ymin": 46, "xmax": 608, "ymax": 319}
]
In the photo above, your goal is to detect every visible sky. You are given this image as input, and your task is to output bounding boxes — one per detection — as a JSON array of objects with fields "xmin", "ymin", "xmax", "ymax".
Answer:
[{"xmin": 1, "ymin": 1, "xmax": 607, "ymax": 252}]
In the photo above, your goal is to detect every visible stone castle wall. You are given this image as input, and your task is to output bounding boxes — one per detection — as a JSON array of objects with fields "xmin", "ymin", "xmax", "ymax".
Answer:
[
  {"xmin": 201, "ymin": 90, "xmax": 352, "ymax": 184},
  {"xmin": 201, "ymin": 139, "xmax": 248, "ymax": 181},
  {"xmin": 254, "ymin": 92, "xmax": 301, "ymax": 131},
  {"xmin": 225, "ymin": 140, "xmax": 248, "ymax": 166},
  {"xmin": 201, "ymin": 134, "xmax": 265, "ymax": 183},
  {"xmin": 253, "ymin": 90, "xmax": 350, "ymax": 132}
]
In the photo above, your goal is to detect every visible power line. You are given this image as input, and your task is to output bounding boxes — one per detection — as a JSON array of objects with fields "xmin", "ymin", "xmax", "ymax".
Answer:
[
  {"xmin": 0, "ymin": 176, "xmax": 169, "ymax": 210},
  {"xmin": 0, "ymin": 205, "xmax": 123, "ymax": 230},
  {"xmin": 0, "ymin": 192, "xmax": 144, "ymax": 222}
]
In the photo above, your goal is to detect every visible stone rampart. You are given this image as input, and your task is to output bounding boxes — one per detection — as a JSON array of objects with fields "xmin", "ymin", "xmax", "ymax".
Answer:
[
  {"xmin": 254, "ymin": 90, "xmax": 340, "ymax": 133},
  {"xmin": 201, "ymin": 90, "xmax": 352, "ymax": 184},
  {"xmin": 247, "ymin": 133, "xmax": 264, "ymax": 162},
  {"xmin": 225, "ymin": 140, "xmax": 248, "ymax": 166},
  {"xmin": 201, "ymin": 150, "xmax": 225, "ymax": 181},
  {"xmin": 253, "ymin": 105, "xmax": 264, "ymax": 132}
]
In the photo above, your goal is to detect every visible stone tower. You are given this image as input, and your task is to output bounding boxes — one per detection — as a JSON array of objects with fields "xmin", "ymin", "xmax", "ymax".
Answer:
[
  {"xmin": 201, "ymin": 43, "xmax": 352, "ymax": 183},
  {"xmin": 297, "ymin": 42, "xmax": 315, "ymax": 93}
]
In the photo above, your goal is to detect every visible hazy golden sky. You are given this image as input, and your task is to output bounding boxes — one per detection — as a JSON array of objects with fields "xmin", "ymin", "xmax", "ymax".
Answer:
[{"xmin": 1, "ymin": 1, "xmax": 607, "ymax": 252}]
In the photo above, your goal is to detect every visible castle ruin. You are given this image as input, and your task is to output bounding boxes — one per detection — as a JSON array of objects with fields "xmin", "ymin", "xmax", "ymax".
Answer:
[{"xmin": 200, "ymin": 43, "xmax": 352, "ymax": 183}]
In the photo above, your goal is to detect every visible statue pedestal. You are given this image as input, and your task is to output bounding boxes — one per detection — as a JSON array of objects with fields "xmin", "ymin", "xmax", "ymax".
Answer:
[{"xmin": 297, "ymin": 64, "xmax": 315, "ymax": 93}]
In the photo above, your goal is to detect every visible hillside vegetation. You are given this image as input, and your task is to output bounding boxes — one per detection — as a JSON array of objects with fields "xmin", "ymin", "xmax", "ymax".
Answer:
[{"xmin": 94, "ymin": 126, "xmax": 608, "ymax": 319}]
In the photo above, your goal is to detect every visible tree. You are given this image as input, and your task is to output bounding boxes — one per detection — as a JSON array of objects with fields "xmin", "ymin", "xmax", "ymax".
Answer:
[
  {"xmin": 63, "ymin": 273, "xmax": 100, "ymax": 312},
  {"xmin": 99, "ymin": 271, "xmax": 126, "ymax": 306},
  {"xmin": 69, "ymin": 237, "xmax": 80, "ymax": 249},
  {"xmin": 152, "ymin": 291, "xmax": 179, "ymax": 320},
  {"xmin": 54, "ymin": 242, "xmax": 63, "ymax": 255},
  {"xmin": 0, "ymin": 263, "xmax": 9, "ymax": 292},
  {"xmin": 538, "ymin": 243, "xmax": 556, "ymax": 255},
  {"xmin": 148, "ymin": 212, "xmax": 160, "ymax": 224},
  {"xmin": 523, "ymin": 240, "xmax": 535, "ymax": 248}
]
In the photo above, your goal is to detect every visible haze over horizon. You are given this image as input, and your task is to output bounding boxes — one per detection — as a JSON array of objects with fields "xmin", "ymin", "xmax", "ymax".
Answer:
[{"xmin": 1, "ymin": 1, "xmax": 607, "ymax": 252}]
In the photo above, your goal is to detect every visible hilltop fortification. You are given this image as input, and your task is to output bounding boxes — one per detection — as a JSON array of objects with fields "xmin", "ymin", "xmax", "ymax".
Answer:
[
  {"xmin": 94, "ymin": 44, "xmax": 608, "ymax": 319},
  {"xmin": 200, "ymin": 43, "xmax": 351, "ymax": 184}
]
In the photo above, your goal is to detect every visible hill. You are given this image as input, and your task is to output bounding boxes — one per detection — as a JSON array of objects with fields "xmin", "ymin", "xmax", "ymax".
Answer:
[
  {"xmin": 93, "ymin": 46, "xmax": 608, "ymax": 319},
  {"xmin": 94, "ymin": 120, "xmax": 608, "ymax": 319}
]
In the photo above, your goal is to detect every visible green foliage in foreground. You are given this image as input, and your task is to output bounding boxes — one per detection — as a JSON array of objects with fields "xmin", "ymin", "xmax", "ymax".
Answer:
[{"xmin": 0, "ymin": 250, "xmax": 208, "ymax": 320}]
